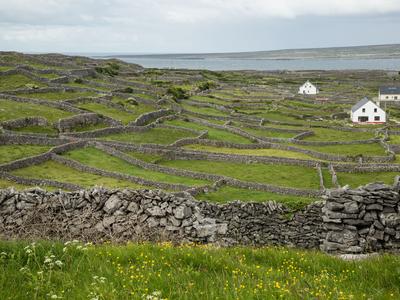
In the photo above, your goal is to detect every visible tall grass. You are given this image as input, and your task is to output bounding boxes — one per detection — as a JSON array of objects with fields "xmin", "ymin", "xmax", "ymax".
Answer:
[{"xmin": 0, "ymin": 241, "xmax": 398, "ymax": 300}]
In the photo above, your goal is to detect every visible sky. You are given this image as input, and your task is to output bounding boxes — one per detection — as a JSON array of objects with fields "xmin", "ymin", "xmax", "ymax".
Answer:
[{"xmin": 1, "ymin": 0, "xmax": 400, "ymax": 54}]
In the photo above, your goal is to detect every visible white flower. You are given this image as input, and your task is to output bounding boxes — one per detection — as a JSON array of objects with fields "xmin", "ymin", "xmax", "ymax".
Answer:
[
  {"xmin": 44, "ymin": 257, "xmax": 53, "ymax": 264},
  {"xmin": 55, "ymin": 260, "xmax": 63, "ymax": 267}
]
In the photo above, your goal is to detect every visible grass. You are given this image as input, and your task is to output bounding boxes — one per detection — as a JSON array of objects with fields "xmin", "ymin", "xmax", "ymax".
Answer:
[
  {"xmin": 0, "ymin": 240, "xmax": 399, "ymax": 300},
  {"xmin": 71, "ymin": 123, "xmax": 109, "ymax": 132},
  {"xmin": 234, "ymin": 126, "xmax": 297, "ymax": 139},
  {"xmin": 181, "ymin": 103, "xmax": 228, "ymax": 117},
  {"xmin": 77, "ymin": 102, "xmax": 154, "ymax": 125},
  {"xmin": 0, "ymin": 74, "xmax": 46, "ymax": 91},
  {"xmin": 13, "ymin": 125, "xmax": 58, "ymax": 135},
  {"xmin": 37, "ymin": 73, "xmax": 61, "ymax": 79},
  {"xmin": 189, "ymin": 95, "xmax": 230, "ymax": 106},
  {"xmin": 63, "ymin": 147, "xmax": 210, "ymax": 187},
  {"xmin": 102, "ymin": 127, "xmax": 197, "ymax": 145},
  {"xmin": 196, "ymin": 186, "xmax": 315, "ymax": 209},
  {"xmin": 125, "ymin": 151, "xmax": 164, "ymax": 163},
  {"xmin": 296, "ymin": 143, "xmax": 386, "ymax": 156},
  {"xmin": 0, "ymin": 99, "xmax": 73, "ymax": 123},
  {"xmin": 11, "ymin": 160, "xmax": 146, "ymax": 190},
  {"xmin": 337, "ymin": 172, "xmax": 398, "ymax": 188},
  {"xmin": 166, "ymin": 119, "xmax": 253, "ymax": 144},
  {"xmin": 304, "ymin": 128, "xmax": 375, "ymax": 142},
  {"xmin": 18, "ymin": 91, "xmax": 99, "ymax": 101},
  {"xmin": 160, "ymin": 160, "xmax": 325, "ymax": 190},
  {"xmin": 0, "ymin": 179, "xmax": 32, "ymax": 190},
  {"xmin": 111, "ymin": 97, "xmax": 155, "ymax": 113},
  {"xmin": 0, "ymin": 66, "xmax": 13, "ymax": 72},
  {"xmin": 0, "ymin": 145, "xmax": 51, "ymax": 164},
  {"xmin": 389, "ymin": 135, "xmax": 400, "ymax": 144},
  {"xmin": 184, "ymin": 145, "xmax": 317, "ymax": 160}
]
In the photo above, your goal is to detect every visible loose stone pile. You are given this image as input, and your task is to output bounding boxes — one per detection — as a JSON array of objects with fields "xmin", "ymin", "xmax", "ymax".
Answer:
[{"xmin": 321, "ymin": 181, "xmax": 400, "ymax": 253}]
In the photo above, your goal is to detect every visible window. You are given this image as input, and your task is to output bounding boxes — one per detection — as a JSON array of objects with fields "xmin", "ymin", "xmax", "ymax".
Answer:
[
  {"xmin": 386, "ymin": 96, "xmax": 389, "ymax": 99},
  {"xmin": 374, "ymin": 116, "xmax": 380, "ymax": 121},
  {"xmin": 395, "ymin": 96, "xmax": 398, "ymax": 100},
  {"xmin": 362, "ymin": 108, "xmax": 366, "ymax": 113},
  {"xmin": 374, "ymin": 108, "xmax": 377, "ymax": 112},
  {"xmin": 358, "ymin": 116, "xmax": 368, "ymax": 122}
]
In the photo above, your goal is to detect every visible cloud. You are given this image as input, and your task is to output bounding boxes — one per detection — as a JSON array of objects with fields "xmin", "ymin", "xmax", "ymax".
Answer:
[{"xmin": 0, "ymin": 0, "xmax": 399, "ymax": 52}]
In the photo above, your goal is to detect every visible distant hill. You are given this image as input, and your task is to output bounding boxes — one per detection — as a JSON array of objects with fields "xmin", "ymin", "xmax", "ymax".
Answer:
[{"xmin": 110, "ymin": 44, "xmax": 400, "ymax": 60}]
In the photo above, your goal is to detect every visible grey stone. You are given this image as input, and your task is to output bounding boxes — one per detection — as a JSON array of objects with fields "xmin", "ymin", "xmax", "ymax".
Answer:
[
  {"xmin": 103, "ymin": 195, "xmax": 122, "ymax": 214},
  {"xmin": 174, "ymin": 205, "xmax": 192, "ymax": 219},
  {"xmin": 343, "ymin": 202, "xmax": 359, "ymax": 214},
  {"xmin": 103, "ymin": 216, "xmax": 116, "ymax": 228},
  {"xmin": 127, "ymin": 202, "xmax": 139, "ymax": 213},
  {"xmin": 366, "ymin": 204, "xmax": 383, "ymax": 211},
  {"xmin": 147, "ymin": 206, "xmax": 166, "ymax": 217}
]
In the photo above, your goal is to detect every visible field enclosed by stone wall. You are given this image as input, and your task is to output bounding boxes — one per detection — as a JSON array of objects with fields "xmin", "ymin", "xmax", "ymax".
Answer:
[{"xmin": 1, "ymin": 52, "xmax": 400, "ymax": 250}]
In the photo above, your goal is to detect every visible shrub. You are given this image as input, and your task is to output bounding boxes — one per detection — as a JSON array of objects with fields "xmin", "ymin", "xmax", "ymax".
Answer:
[
  {"xmin": 167, "ymin": 86, "xmax": 189, "ymax": 101},
  {"xmin": 198, "ymin": 81, "xmax": 217, "ymax": 91},
  {"xmin": 74, "ymin": 78, "xmax": 83, "ymax": 84}
]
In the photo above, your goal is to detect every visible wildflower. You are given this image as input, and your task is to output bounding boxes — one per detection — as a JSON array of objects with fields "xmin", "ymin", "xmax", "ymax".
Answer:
[{"xmin": 55, "ymin": 260, "xmax": 63, "ymax": 267}]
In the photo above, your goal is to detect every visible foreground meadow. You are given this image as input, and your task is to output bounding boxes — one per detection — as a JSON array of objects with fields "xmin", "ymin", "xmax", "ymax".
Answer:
[{"xmin": 0, "ymin": 241, "xmax": 399, "ymax": 299}]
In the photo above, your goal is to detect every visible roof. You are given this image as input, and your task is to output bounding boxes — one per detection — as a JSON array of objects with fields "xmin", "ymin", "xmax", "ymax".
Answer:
[
  {"xmin": 380, "ymin": 86, "xmax": 400, "ymax": 95},
  {"xmin": 351, "ymin": 97, "xmax": 372, "ymax": 113}
]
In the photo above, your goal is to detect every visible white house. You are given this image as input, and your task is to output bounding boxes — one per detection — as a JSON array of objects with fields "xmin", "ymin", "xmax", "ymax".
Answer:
[
  {"xmin": 298, "ymin": 80, "xmax": 319, "ymax": 95},
  {"xmin": 379, "ymin": 86, "xmax": 400, "ymax": 101},
  {"xmin": 350, "ymin": 97, "xmax": 386, "ymax": 124}
]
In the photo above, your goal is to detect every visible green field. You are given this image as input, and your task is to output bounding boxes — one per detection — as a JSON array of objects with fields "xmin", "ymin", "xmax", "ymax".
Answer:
[
  {"xmin": 166, "ymin": 119, "xmax": 253, "ymax": 144},
  {"xmin": 0, "ymin": 145, "xmax": 51, "ymax": 164},
  {"xmin": 0, "ymin": 100, "xmax": 73, "ymax": 123},
  {"xmin": 18, "ymin": 91, "xmax": 98, "ymax": 101},
  {"xmin": 0, "ymin": 74, "xmax": 46, "ymax": 91},
  {"xmin": 102, "ymin": 127, "xmax": 198, "ymax": 144},
  {"xmin": 0, "ymin": 241, "xmax": 398, "ymax": 300},
  {"xmin": 184, "ymin": 144, "xmax": 316, "ymax": 160},
  {"xmin": 197, "ymin": 186, "xmax": 315, "ymax": 209},
  {"xmin": 11, "ymin": 160, "xmax": 146, "ymax": 190},
  {"xmin": 77, "ymin": 102, "xmax": 155, "ymax": 124},
  {"xmin": 63, "ymin": 147, "xmax": 210, "ymax": 187},
  {"xmin": 160, "ymin": 160, "xmax": 325, "ymax": 190}
]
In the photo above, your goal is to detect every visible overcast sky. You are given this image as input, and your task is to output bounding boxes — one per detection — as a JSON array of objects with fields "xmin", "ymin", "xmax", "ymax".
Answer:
[{"xmin": 1, "ymin": 0, "xmax": 400, "ymax": 54}]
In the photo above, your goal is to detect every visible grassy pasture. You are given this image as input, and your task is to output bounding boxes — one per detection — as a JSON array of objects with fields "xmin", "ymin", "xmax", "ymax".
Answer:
[
  {"xmin": 0, "ymin": 145, "xmax": 51, "ymax": 164},
  {"xmin": 64, "ymin": 147, "xmax": 210, "ymax": 187},
  {"xmin": 159, "ymin": 159, "xmax": 326, "ymax": 190},
  {"xmin": 0, "ymin": 99, "xmax": 73, "ymax": 123},
  {"xmin": 77, "ymin": 102, "xmax": 154, "ymax": 124},
  {"xmin": 184, "ymin": 144, "xmax": 316, "ymax": 160},
  {"xmin": 0, "ymin": 74, "xmax": 46, "ymax": 91},
  {"xmin": 0, "ymin": 241, "xmax": 398, "ymax": 300},
  {"xmin": 166, "ymin": 119, "xmax": 253, "ymax": 144},
  {"xmin": 102, "ymin": 127, "xmax": 198, "ymax": 145},
  {"xmin": 18, "ymin": 91, "xmax": 98, "ymax": 101},
  {"xmin": 196, "ymin": 186, "xmax": 315, "ymax": 209},
  {"xmin": 12, "ymin": 160, "xmax": 146, "ymax": 190}
]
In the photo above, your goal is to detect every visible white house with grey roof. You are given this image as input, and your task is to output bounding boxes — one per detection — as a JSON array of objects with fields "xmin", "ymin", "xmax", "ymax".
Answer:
[
  {"xmin": 350, "ymin": 97, "xmax": 386, "ymax": 124},
  {"xmin": 298, "ymin": 80, "xmax": 319, "ymax": 95},
  {"xmin": 379, "ymin": 86, "xmax": 400, "ymax": 101}
]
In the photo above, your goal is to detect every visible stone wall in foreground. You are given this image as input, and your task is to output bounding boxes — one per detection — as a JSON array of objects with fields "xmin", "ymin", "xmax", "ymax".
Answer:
[
  {"xmin": 0, "ymin": 182, "xmax": 399, "ymax": 253},
  {"xmin": 321, "ymin": 181, "xmax": 400, "ymax": 253},
  {"xmin": 0, "ymin": 188, "xmax": 324, "ymax": 248}
]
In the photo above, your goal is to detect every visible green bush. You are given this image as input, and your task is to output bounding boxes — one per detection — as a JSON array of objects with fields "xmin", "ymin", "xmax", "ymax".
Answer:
[
  {"xmin": 167, "ymin": 86, "xmax": 189, "ymax": 101},
  {"xmin": 74, "ymin": 78, "xmax": 83, "ymax": 84},
  {"xmin": 198, "ymin": 81, "xmax": 217, "ymax": 91}
]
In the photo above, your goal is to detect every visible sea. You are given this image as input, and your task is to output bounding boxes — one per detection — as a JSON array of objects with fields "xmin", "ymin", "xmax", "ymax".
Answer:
[{"xmin": 99, "ymin": 56, "xmax": 400, "ymax": 71}]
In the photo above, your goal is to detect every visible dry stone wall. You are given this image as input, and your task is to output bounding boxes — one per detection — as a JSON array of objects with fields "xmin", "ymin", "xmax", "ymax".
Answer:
[
  {"xmin": 0, "ymin": 187, "xmax": 324, "ymax": 247},
  {"xmin": 2, "ymin": 182, "xmax": 399, "ymax": 253},
  {"xmin": 321, "ymin": 181, "xmax": 400, "ymax": 253}
]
